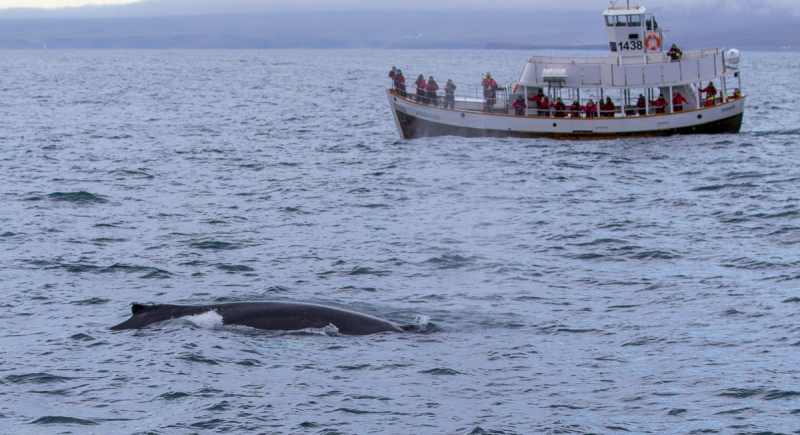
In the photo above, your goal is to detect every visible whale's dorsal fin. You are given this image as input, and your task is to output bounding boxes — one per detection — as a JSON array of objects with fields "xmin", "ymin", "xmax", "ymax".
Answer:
[{"xmin": 131, "ymin": 303, "xmax": 158, "ymax": 315}]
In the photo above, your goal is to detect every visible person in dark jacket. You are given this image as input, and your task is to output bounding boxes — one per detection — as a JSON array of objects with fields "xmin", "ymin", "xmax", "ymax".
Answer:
[
  {"xmin": 444, "ymin": 79, "xmax": 457, "ymax": 109},
  {"xmin": 415, "ymin": 74, "xmax": 427, "ymax": 103},
  {"xmin": 512, "ymin": 96, "xmax": 527, "ymax": 116},
  {"xmin": 388, "ymin": 66, "xmax": 396, "ymax": 79},
  {"xmin": 426, "ymin": 76, "xmax": 439, "ymax": 107},
  {"xmin": 636, "ymin": 94, "xmax": 646, "ymax": 115}
]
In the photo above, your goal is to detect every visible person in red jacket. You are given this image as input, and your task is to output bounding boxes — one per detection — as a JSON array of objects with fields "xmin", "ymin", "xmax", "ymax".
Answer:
[
  {"xmin": 649, "ymin": 94, "xmax": 669, "ymax": 114},
  {"xmin": 584, "ymin": 99, "xmax": 598, "ymax": 118},
  {"xmin": 600, "ymin": 97, "xmax": 616, "ymax": 117},
  {"xmin": 414, "ymin": 74, "xmax": 428, "ymax": 103},
  {"xmin": 699, "ymin": 81, "xmax": 717, "ymax": 106},
  {"xmin": 481, "ymin": 73, "xmax": 498, "ymax": 112},
  {"xmin": 426, "ymin": 76, "xmax": 439, "ymax": 107},
  {"xmin": 569, "ymin": 100, "xmax": 583, "ymax": 118},
  {"xmin": 672, "ymin": 90, "xmax": 689, "ymax": 112},
  {"xmin": 394, "ymin": 70, "xmax": 406, "ymax": 98},
  {"xmin": 538, "ymin": 96, "xmax": 551, "ymax": 116},
  {"xmin": 528, "ymin": 89, "xmax": 545, "ymax": 116},
  {"xmin": 732, "ymin": 88, "xmax": 742, "ymax": 99},
  {"xmin": 552, "ymin": 98, "xmax": 567, "ymax": 118},
  {"xmin": 667, "ymin": 44, "xmax": 683, "ymax": 61},
  {"xmin": 512, "ymin": 96, "xmax": 527, "ymax": 116}
]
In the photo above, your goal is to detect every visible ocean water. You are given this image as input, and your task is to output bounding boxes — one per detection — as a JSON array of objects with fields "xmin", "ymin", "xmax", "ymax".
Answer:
[{"xmin": 0, "ymin": 49, "xmax": 799, "ymax": 435}]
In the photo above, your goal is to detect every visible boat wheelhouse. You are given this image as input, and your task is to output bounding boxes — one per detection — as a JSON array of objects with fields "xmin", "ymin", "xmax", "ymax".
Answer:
[{"xmin": 386, "ymin": 3, "xmax": 744, "ymax": 140}]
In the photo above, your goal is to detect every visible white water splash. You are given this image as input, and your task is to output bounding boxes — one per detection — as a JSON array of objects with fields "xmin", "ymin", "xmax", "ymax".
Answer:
[
  {"xmin": 183, "ymin": 310, "xmax": 223, "ymax": 329},
  {"xmin": 322, "ymin": 323, "xmax": 340, "ymax": 336},
  {"xmin": 414, "ymin": 315, "xmax": 430, "ymax": 331}
]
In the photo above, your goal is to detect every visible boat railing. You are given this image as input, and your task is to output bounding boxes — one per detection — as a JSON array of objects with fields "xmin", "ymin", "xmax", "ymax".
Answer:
[
  {"xmin": 391, "ymin": 78, "xmax": 742, "ymax": 118},
  {"xmin": 520, "ymin": 95, "xmax": 738, "ymax": 118},
  {"xmin": 390, "ymin": 77, "xmax": 511, "ymax": 109},
  {"xmin": 527, "ymin": 47, "xmax": 723, "ymax": 67}
]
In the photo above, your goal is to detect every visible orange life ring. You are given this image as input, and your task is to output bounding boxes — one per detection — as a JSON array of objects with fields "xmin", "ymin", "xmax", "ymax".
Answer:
[
  {"xmin": 645, "ymin": 34, "xmax": 661, "ymax": 50},
  {"xmin": 513, "ymin": 83, "xmax": 519, "ymax": 93}
]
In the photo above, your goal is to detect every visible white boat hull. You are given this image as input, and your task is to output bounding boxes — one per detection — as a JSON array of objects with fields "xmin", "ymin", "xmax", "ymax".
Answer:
[{"xmin": 387, "ymin": 89, "xmax": 744, "ymax": 140}]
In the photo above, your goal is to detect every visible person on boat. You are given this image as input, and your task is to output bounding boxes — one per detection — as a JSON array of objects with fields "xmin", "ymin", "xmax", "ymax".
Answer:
[
  {"xmin": 569, "ymin": 100, "xmax": 583, "ymax": 118},
  {"xmin": 672, "ymin": 90, "xmax": 689, "ymax": 112},
  {"xmin": 388, "ymin": 66, "xmax": 396, "ymax": 79},
  {"xmin": 732, "ymin": 88, "xmax": 742, "ymax": 99},
  {"xmin": 601, "ymin": 97, "xmax": 616, "ymax": 117},
  {"xmin": 649, "ymin": 94, "xmax": 669, "ymax": 114},
  {"xmin": 538, "ymin": 96, "xmax": 552, "ymax": 116},
  {"xmin": 584, "ymin": 99, "xmax": 598, "ymax": 118},
  {"xmin": 415, "ymin": 74, "xmax": 428, "ymax": 103},
  {"xmin": 646, "ymin": 16, "xmax": 658, "ymax": 30},
  {"xmin": 394, "ymin": 70, "xmax": 406, "ymax": 98},
  {"xmin": 444, "ymin": 79, "xmax": 457, "ymax": 109},
  {"xmin": 552, "ymin": 98, "xmax": 568, "ymax": 118},
  {"xmin": 699, "ymin": 81, "xmax": 717, "ymax": 106},
  {"xmin": 667, "ymin": 44, "xmax": 683, "ymax": 61},
  {"xmin": 482, "ymin": 73, "xmax": 498, "ymax": 112},
  {"xmin": 426, "ymin": 76, "xmax": 439, "ymax": 107},
  {"xmin": 513, "ymin": 96, "xmax": 527, "ymax": 116},
  {"xmin": 527, "ymin": 89, "xmax": 546, "ymax": 116},
  {"xmin": 635, "ymin": 94, "xmax": 647, "ymax": 115}
]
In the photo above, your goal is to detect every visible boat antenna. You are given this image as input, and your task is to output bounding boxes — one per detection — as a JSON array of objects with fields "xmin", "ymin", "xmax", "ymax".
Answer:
[
  {"xmin": 610, "ymin": 0, "xmax": 618, "ymax": 8},
  {"xmin": 627, "ymin": 0, "xmax": 630, "ymax": 9}
]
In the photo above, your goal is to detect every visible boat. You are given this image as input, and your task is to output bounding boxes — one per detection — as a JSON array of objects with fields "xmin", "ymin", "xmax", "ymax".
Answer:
[{"xmin": 386, "ymin": 2, "xmax": 745, "ymax": 140}]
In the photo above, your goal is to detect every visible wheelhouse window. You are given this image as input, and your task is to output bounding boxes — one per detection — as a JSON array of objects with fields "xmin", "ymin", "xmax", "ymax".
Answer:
[
  {"xmin": 628, "ymin": 14, "xmax": 642, "ymax": 27},
  {"xmin": 605, "ymin": 16, "xmax": 614, "ymax": 26},
  {"xmin": 615, "ymin": 16, "xmax": 628, "ymax": 27}
]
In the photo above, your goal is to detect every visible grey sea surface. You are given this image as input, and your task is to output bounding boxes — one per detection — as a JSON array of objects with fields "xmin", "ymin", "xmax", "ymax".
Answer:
[{"xmin": 1, "ymin": 49, "xmax": 799, "ymax": 434}]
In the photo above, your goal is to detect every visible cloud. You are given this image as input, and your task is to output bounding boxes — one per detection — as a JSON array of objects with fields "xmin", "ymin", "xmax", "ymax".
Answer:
[
  {"xmin": 1, "ymin": 0, "xmax": 139, "ymax": 8},
  {"xmin": 1, "ymin": 0, "xmax": 798, "ymax": 17}
]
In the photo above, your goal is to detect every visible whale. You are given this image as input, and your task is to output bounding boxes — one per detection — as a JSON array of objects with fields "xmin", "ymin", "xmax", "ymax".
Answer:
[{"xmin": 110, "ymin": 302, "xmax": 415, "ymax": 335}]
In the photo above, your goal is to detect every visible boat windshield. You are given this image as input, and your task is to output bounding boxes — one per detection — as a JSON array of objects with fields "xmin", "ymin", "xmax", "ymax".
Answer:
[
  {"xmin": 628, "ymin": 14, "xmax": 642, "ymax": 27},
  {"xmin": 615, "ymin": 16, "xmax": 628, "ymax": 26}
]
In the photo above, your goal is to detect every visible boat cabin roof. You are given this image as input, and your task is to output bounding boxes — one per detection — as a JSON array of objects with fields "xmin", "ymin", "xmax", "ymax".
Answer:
[
  {"xmin": 603, "ymin": 6, "xmax": 646, "ymax": 16},
  {"xmin": 518, "ymin": 48, "xmax": 734, "ymax": 88}
]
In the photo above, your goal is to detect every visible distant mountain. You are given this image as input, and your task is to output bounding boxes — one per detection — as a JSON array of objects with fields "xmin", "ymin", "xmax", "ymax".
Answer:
[{"xmin": 0, "ymin": 10, "xmax": 797, "ymax": 51}]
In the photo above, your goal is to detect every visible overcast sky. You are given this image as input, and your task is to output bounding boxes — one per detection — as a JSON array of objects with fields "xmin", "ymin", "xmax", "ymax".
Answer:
[{"xmin": 2, "ymin": 0, "xmax": 800, "ymax": 15}]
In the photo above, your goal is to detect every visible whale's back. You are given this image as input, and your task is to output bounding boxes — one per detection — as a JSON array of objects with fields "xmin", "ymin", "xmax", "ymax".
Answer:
[{"xmin": 110, "ymin": 302, "xmax": 405, "ymax": 335}]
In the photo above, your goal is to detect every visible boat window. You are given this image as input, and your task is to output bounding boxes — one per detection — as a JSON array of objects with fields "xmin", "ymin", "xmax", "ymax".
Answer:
[
  {"xmin": 605, "ymin": 16, "xmax": 614, "ymax": 26},
  {"xmin": 615, "ymin": 16, "xmax": 628, "ymax": 27},
  {"xmin": 628, "ymin": 15, "xmax": 642, "ymax": 27}
]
